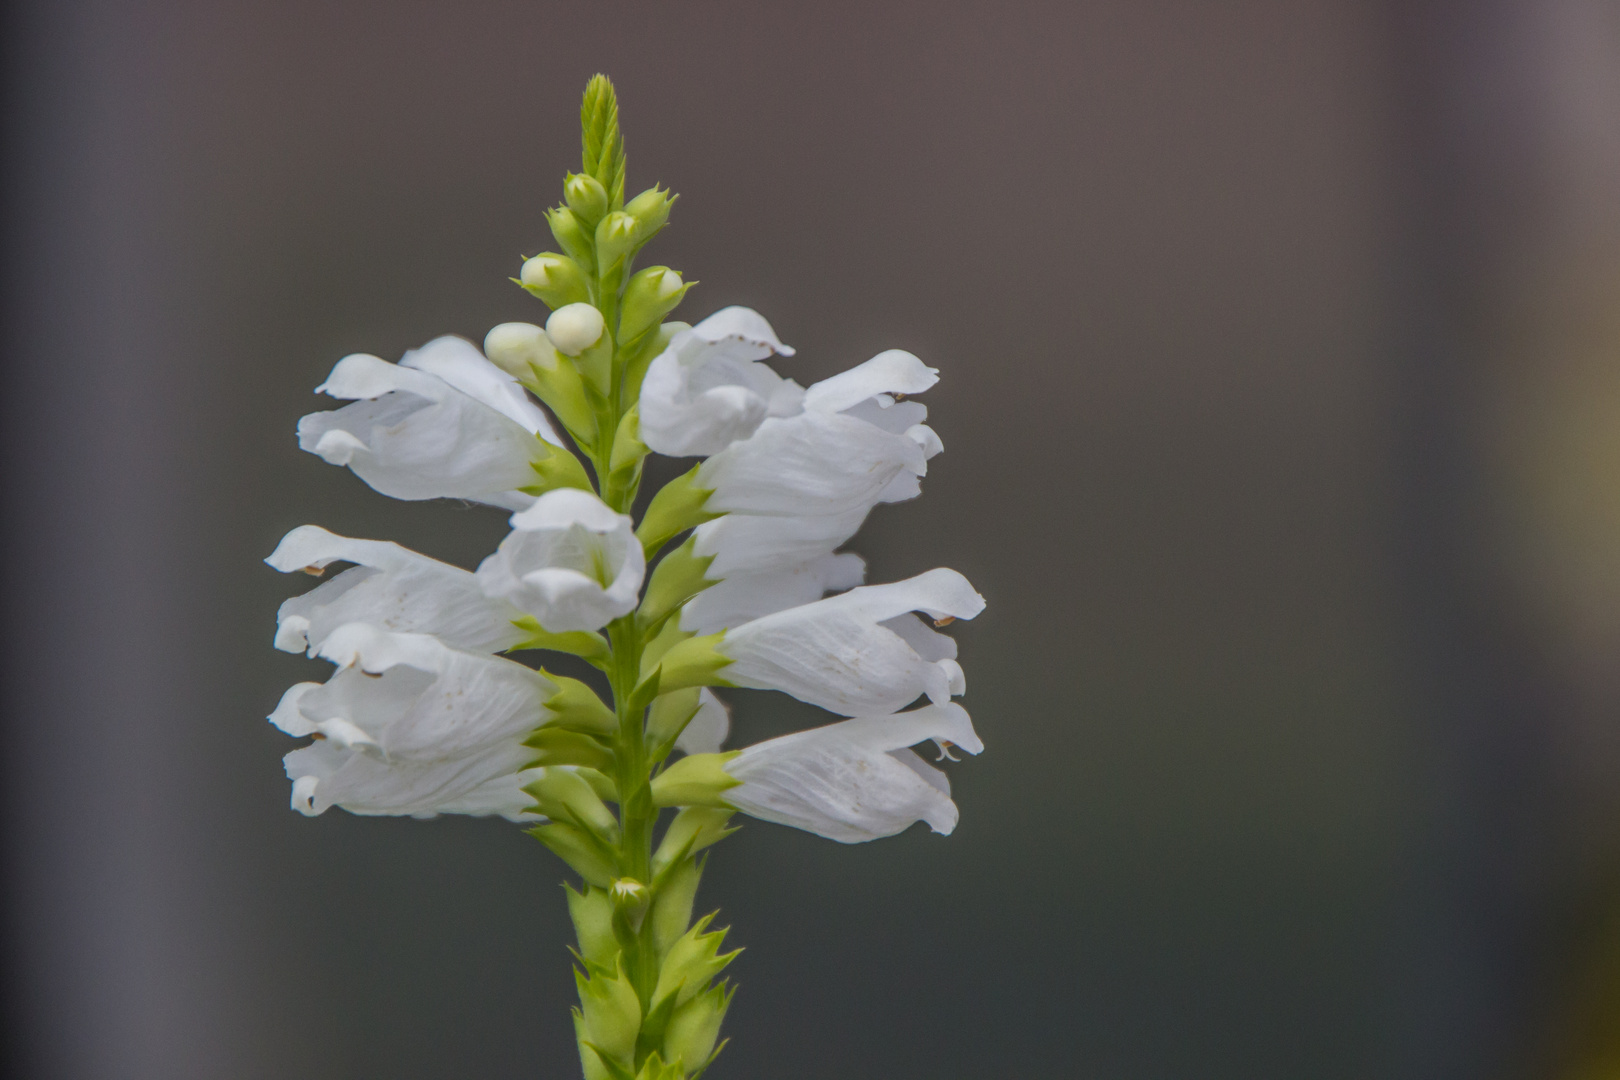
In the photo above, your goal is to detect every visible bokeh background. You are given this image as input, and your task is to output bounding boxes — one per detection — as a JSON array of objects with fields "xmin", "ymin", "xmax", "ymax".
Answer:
[{"xmin": 7, "ymin": 1, "xmax": 1620, "ymax": 1077}]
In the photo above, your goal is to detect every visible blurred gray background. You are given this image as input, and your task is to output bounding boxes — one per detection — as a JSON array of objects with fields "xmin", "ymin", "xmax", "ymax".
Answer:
[{"xmin": 8, "ymin": 1, "xmax": 1620, "ymax": 1077}]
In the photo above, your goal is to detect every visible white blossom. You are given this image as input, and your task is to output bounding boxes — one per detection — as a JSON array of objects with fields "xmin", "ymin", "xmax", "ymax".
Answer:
[
  {"xmin": 266, "ymin": 525, "xmax": 525, "ymax": 655},
  {"xmin": 476, "ymin": 488, "xmax": 645, "ymax": 632},
  {"xmin": 639, "ymin": 306, "xmax": 801, "ymax": 457},
  {"xmin": 718, "ymin": 569, "xmax": 984, "ymax": 716},
  {"xmin": 298, "ymin": 335, "xmax": 563, "ymax": 509},
  {"xmin": 723, "ymin": 704, "xmax": 981, "ymax": 843},
  {"xmin": 269, "ymin": 624, "xmax": 554, "ymax": 818}
]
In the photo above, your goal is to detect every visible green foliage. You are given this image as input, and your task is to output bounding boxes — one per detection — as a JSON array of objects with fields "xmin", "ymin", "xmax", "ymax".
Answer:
[
  {"xmin": 638, "ymin": 538, "xmax": 715, "ymax": 630},
  {"xmin": 507, "ymin": 617, "xmax": 609, "ymax": 663},
  {"xmin": 634, "ymin": 465, "xmax": 717, "ymax": 557},
  {"xmin": 581, "ymin": 74, "xmax": 626, "ymax": 211},
  {"xmin": 649, "ymin": 753, "xmax": 741, "ymax": 809}
]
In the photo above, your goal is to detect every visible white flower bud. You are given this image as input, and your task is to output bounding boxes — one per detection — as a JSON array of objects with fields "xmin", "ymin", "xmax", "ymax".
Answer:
[
  {"xmin": 546, "ymin": 302, "xmax": 606, "ymax": 356},
  {"xmin": 482, "ymin": 321, "xmax": 548, "ymax": 377}
]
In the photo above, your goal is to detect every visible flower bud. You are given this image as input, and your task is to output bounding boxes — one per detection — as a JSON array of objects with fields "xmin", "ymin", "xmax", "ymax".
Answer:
[
  {"xmin": 649, "ymin": 751, "xmax": 740, "ymax": 808},
  {"xmin": 609, "ymin": 877, "xmax": 651, "ymax": 932},
  {"xmin": 546, "ymin": 206, "xmax": 595, "ymax": 270},
  {"xmin": 617, "ymin": 266, "xmax": 689, "ymax": 345},
  {"xmin": 483, "ymin": 322, "xmax": 596, "ymax": 439},
  {"xmin": 546, "ymin": 302, "xmax": 606, "ymax": 356},
  {"xmin": 564, "ymin": 172, "xmax": 609, "ymax": 225},
  {"xmin": 664, "ymin": 983, "xmax": 730, "ymax": 1071},
  {"xmin": 482, "ymin": 321, "xmax": 548, "ymax": 378},
  {"xmin": 523, "ymin": 766, "xmax": 620, "ymax": 842},
  {"xmin": 625, "ymin": 185, "xmax": 673, "ymax": 240},
  {"xmin": 593, "ymin": 210, "xmax": 639, "ymax": 273},
  {"xmin": 575, "ymin": 965, "xmax": 641, "ymax": 1067},
  {"xmin": 518, "ymin": 252, "xmax": 590, "ymax": 309}
]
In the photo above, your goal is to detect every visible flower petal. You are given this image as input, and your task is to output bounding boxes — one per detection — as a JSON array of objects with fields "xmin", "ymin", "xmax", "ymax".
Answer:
[
  {"xmin": 801, "ymin": 349, "xmax": 937, "ymax": 415},
  {"xmin": 476, "ymin": 489, "xmax": 645, "ymax": 632},
  {"xmin": 285, "ymin": 737, "xmax": 539, "ymax": 819},
  {"xmin": 674, "ymin": 689, "xmax": 732, "ymax": 756},
  {"xmin": 680, "ymin": 553, "xmax": 865, "ymax": 634}
]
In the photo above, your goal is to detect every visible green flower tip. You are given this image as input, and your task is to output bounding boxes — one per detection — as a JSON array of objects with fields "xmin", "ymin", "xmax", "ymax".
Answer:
[{"xmin": 581, "ymin": 74, "xmax": 626, "ymax": 209}]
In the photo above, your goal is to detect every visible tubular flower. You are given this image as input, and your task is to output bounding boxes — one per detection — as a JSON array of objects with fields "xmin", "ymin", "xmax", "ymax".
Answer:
[
  {"xmin": 298, "ymin": 335, "xmax": 572, "ymax": 509},
  {"xmin": 721, "ymin": 703, "xmax": 982, "ymax": 843},
  {"xmin": 476, "ymin": 488, "xmax": 644, "ymax": 632},
  {"xmin": 264, "ymin": 75, "xmax": 987, "ymax": 1080}
]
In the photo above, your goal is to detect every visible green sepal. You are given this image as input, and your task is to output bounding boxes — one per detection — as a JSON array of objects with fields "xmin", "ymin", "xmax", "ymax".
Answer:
[
  {"xmin": 565, "ymin": 172, "xmax": 610, "ymax": 226},
  {"xmin": 523, "ymin": 726, "xmax": 615, "ymax": 773},
  {"xmin": 648, "ymin": 855, "xmax": 701, "ymax": 958},
  {"xmin": 619, "ymin": 322, "xmax": 684, "ymax": 412},
  {"xmin": 547, "ymin": 206, "xmax": 596, "ymax": 274},
  {"xmin": 571, "ymin": 322, "xmax": 615, "ymax": 398},
  {"xmin": 638, "ymin": 538, "xmax": 715, "ymax": 630},
  {"xmin": 517, "ymin": 253, "xmax": 592, "ymax": 310},
  {"xmin": 651, "ymin": 913, "xmax": 738, "ymax": 1010},
  {"xmin": 574, "ymin": 1013, "xmax": 616, "ymax": 1080},
  {"xmin": 565, "ymin": 883, "xmax": 620, "ymax": 969},
  {"xmin": 635, "ymin": 465, "xmax": 717, "ymax": 557},
  {"xmin": 528, "ymin": 822, "xmax": 617, "ymax": 888},
  {"xmin": 642, "ymin": 633, "xmax": 731, "ymax": 696},
  {"xmin": 508, "ymin": 617, "xmax": 610, "ymax": 663},
  {"xmin": 631, "ymin": 1049, "xmax": 685, "ymax": 1080},
  {"xmin": 605, "ymin": 405, "xmax": 648, "ymax": 502},
  {"xmin": 645, "ymin": 687, "xmax": 701, "ymax": 754},
  {"xmin": 625, "ymin": 668, "xmax": 662, "ymax": 718},
  {"xmin": 542, "ymin": 673, "xmax": 619, "ymax": 735},
  {"xmin": 618, "ymin": 266, "xmax": 690, "ymax": 348},
  {"xmin": 663, "ymin": 982, "xmax": 733, "ymax": 1075},
  {"xmin": 575, "ymin": 957, "xmax": 642, "ymax": 1067},
  {"xmin": 524, "ymin": 767, "xmax": 621, "ymax": 841},
  {"xmin": 500, "ymin": 329, "xmax": 597, "ymax": 440},
  {"xmin": 652, "ymin": 809, "xmax": 737, "ymax": 878},
  {"xmin": 520, "ymin": 442, "xmax": 594, "ymax": 496},
  {"xmin": 640, "ymin": 619, "xmax": 693, "ymax": 681},
  {"xmin": 650, "ymin": 752, "xmax": 740, "ymax": 809}
]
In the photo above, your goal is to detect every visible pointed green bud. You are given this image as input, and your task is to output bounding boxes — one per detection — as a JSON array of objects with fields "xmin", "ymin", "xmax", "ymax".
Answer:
[
  {"xmin": 663, "ymin": 983, "xmax": 731, "ymax": 1073},
  {"xmin": 643, "ymin": 633, "xmax": 731, "ymax": 697},
  {"xmin": 518, "ymin": 252, "xmax": 591, "ymax": 309},
  {"xmin": 564, "ymin": 172, "xmax": 610, "ymax": 225},
  {"xmin": 638, "ymin": 538, "xmax": 715, "ymax": 630},
  {"xmin": 645, "ymin": 687, "xmax": 701, "ymax": 750},
  {"xmin": 648, "ymin": 855, "xmax": 701, "ymax": 957},
  {"xmin": 580, "ymin": 74, "xmax": 626, "ymax": 209},
  {"xmin": 508, "ymin": 616, "xmax": 610, "ymax": 662},
  {"xmin": 525, "ymin": 766, "xmax": 621, "ymax": 842},
  {"xmin": 542, "ymin": 673, "xmax": 619, "ymax": 735},
  {"xmin": 651, "ymin": 913, "xmax": 738, "ymax": 1009},
  {"xmin": 594, "ymin": 210, "xmax": 639, "ymax": 275},
  {"xmin": 618, "ymin": 266, "xmax": 690, "ymax": 346},
  {"xmin": 635, "ymin": 464, "xmax": 717, "ymax": 556},
  {"xmin": 529, "ymin": 822, "xmax": 616, "ymax": 888},
  {"xmin": 483, "ymin": 322, "xmax": 597, "ymax": 441},
  {"xmin": 574, "ymin": 1011, "xmax": 615, "ymax": 1080},
  {"xmin": 576, "ymin": 961, "xmax": 642, "ymax": 1066},
  {"xmin": 546, "ymin": 302, "xmax": 607, "ymax": 357},
  {"xmin": 566, "ymin": 883, "xmax": 620, "ymax": 968},
  {"xmin": 546, "ymin": 206, "xmax": 596, "ymax": 271},
  {"xmin": 652, "ymin": 808, "xmax": 737, "ymax": 878},
  {"xmin": 631, "ymin": 1052, "xmax": 684, "ymax": 1080},
  {"xmin": 523, "ymin": 726, "xmax": 615, "ymax": 773},
  {"xmin": 625, "ymin": 186, "xmax": 674, "ymax": 241},
  {"xmin": 650, "ymin": 751, "xmax": 740, "ymax": 809},
  {"xmin": 609, "ymin": 877, "xmax": 651, "ymax": 940}
]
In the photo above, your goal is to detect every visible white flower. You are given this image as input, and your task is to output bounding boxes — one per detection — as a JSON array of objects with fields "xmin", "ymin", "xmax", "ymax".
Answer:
[
  {"xmin": 718, "ymin": 569, "xmax": 984, "ymax": 716},
  {"xmin": 681, "ymin": 553, "xmax": 866, "ymax": 635},
  {"xmin": 723, "ymin": 703, "xmax": 981, "ymax": 843},
  {"xmin": 271, "ymin": 624, "xmax": 554, "ymax": 819},
  {"xmin": 638, "ymin": 306, "xmax": 801, "ymax": 457},
  {"xmin": 266, "ymin": 525, "xmax": 525, "ymax": 655},
  {"xmin": 476, "ymin": 488, "xmax": 645, "ymax": 632},
  {"xmin": 674, "ymin": 689, "xmax": 731, "ymax": 756},
  {"xmin": 297, "ymin": 335, "xmax": 564, "ymax": 509}
]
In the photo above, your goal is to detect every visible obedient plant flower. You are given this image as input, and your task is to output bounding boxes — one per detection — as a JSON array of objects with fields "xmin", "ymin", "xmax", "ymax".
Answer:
[{"xmin": 265, "ymin": 75, "xmax": 986, "ymax": 1080}]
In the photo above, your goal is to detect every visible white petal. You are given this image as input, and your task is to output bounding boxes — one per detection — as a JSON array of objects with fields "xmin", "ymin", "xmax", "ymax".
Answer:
[
  {"xmin": 475, "ymin": 489, "xmax": 644, "ymax": 632},
  {"xmin": 802, "ymin": 349, "xmax": 937, "ymax": 415},
  {"xmin": 680, "ymin": 553, "xmax": 866, "ymax": 634},
  {"xmin": 674, "ymin": 689, "xmax": 731, "ymax": 755},
  {"xmin": 268, "ymin": 525, "xmax": 526, "ymax": 654},
  {"xmin": 268, "ymin": 682, "xmax": 321, "ymax": 737},
  {"xmin": 722, "ymin": 706, "xmax": 976, "ymax": 843},
  {"xmin": 879, "ymin": 613, "xmax": 957, "ymax": 661},
  {"xmin": 295, "ymin": 624, "xmax": 554, "ymax": 759},
  {"xmin": 639, "ymin": 307, "xmax": 803, "ymax": 457},
  {"xmin": 719, "ymin": 569, "xmax": 982, "ymax": 716},
  {"xmin": 691, "ymin": 507, "xmax": 870, "ymax": 577},
  {"xmin": 284, "ymin": 737, "xmax": 537, "ymax": 818},
  {"xmin": 298, "ymin": 347, "xmax": 553, "ymax": 506},
  {"xmin": 697, "ymin": 411, "xmax": 927, "ymax": 518},
  {"xmin": 400, "ymin": 335, "xmax": 562, "ymax": 446}
]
